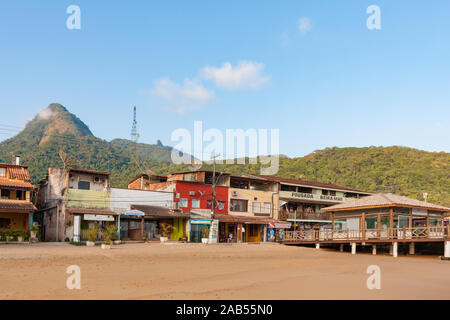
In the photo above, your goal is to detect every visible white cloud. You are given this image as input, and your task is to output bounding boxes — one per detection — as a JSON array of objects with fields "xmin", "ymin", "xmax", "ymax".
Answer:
[
  {"xmin": 298, "ymin": 17, "xmax": 312, "ymax": 34},
  {"xmin": 201, "ymin": 61, "xmax": 270, "ymax": 91},
  {"xmin": 150, "ymin": 78, "xmax": 214, "ymax": 114},
  {"xmin": 37, "ymin": 108, "xmax": 54, "ymax": 120}
]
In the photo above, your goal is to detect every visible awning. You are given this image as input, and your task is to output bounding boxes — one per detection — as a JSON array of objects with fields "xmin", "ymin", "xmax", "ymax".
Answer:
[
  {"xmin": 216, "ymin": 215, "xmax": 270, "ymax": 225},
  {"xmin": 0, "ymin": 200, "xmax": 37, "ymax": 212},
  {"xmin": 131, "ymin": 205, "xmax": 189, "ymax": 219},
  {"xmin": 67, "ymin": 208, "xmax": 117, "ymax": 215}
]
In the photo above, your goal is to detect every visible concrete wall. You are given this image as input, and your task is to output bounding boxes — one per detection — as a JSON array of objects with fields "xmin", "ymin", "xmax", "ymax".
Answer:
[{"xmin": 110, "ymin": 188, "xmax": 173, "ymax": 214}]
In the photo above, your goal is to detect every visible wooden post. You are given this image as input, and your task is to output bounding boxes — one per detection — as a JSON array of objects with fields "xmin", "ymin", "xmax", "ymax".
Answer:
[
  {"xmin": 362, "ymin": 212, "xmax": 366, "ymax": 240},
  {"xmin": 426, "ymin": 215, "xmax": 430, "ymax": 237},
  {"xmin": 377, "ymin": 213, "xmax": 381, "ymax": 239},
  {"xmin": 409, "ymin": 242, "xmax": 415, "ymax": 255},
  {"xmin": 141, "ymin": 217, "xmax": 145, "ymax": 239},
  {"xmin": 389, "ymin": 208, "xmax": 394, "ymax": 239}
]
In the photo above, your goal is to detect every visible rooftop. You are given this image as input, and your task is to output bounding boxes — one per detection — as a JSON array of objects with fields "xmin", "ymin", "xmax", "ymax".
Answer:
[
  {"xmin": 322, "ymin": 193, "xmax": 450, "ymax": 212},
  {"xmin": 247, "ymin": 174, "xmax": 368, "ymax": 193}
]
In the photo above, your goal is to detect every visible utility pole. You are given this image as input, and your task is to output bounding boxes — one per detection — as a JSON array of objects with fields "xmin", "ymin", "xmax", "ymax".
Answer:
[{"xmin": 210, "ymin": 153, "xmax": 221, "ymax": 220}]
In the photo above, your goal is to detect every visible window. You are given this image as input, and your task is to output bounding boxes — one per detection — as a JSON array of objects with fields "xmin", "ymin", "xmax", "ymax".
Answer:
[
  {"xmin": 280, "ymin": 184, "xmax": 296, "ymax": 192},
  {"xmin": 179, "ymin": 198, "xmax": 188, "ymax": 208},
  {"xmin": 0, "ymin": 218, "xmax": 11, "ymax": 229},
  {"xmin": 1, "ymin": 189, "xmax": 10, "ymax": 200},
  {"xmin": 78, "ymin": 181, "xmax": 90, "ymax": 190},
  {"xmin": 191, "ymin": 199, "xmax": 200, "ymax": 208},
  {"xmin": 206, "ymin": 200, "xmax": 212, "ymax": 209},
  {"xmin": 16, "ymin": 190, "xmax": 23, "ymax": 200},
  {"xmin": 263, "ymin": 202, "xmax": 271, "ymax": 214},
  {"xmin": 322, "ymin": 190, "xmax": 329, "ymax": 195},
  {"xmin": 330, "ymin": 190, "xmax": 336, "ymax": 196},
  {"xmin": 217, "ymin": 201, "xmax": 225, "ymax": 211},
  {"xmin": 230, "ymin": 199, "xmax": 248, "ymax": 212},
  {"xmin": 0, "ymin": 168, "xmax": 6, "ymax": 177},
  {"xmin": 253, "ymin": 202, "xmax": 261, "ymax": 213}
]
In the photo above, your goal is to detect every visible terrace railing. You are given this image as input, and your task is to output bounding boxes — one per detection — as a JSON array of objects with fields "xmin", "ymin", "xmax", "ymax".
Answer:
[{"xmin": 283, "ymin": 225, "xmax": 450, "ymax": 242}]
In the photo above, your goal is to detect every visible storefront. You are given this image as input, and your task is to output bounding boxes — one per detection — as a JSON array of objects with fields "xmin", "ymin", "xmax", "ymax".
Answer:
[
  {"xmin": 267, "ymin": 220, "xmax": 291, "ymax": 242},
  {"xmin": 67, "ymin": 208, "xmax": 118, "ymax": 242},
  {"xmin": 129, "ymin": 205, "xmax": 189, "ymax": 241}
]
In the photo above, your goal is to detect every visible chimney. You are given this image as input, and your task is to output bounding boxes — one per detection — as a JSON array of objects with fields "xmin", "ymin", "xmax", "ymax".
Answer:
[
  {"xmin": 15, "ymin": 156, "xmax": 20, "ymax": 166},
  {"xmin": 423, "ymin": 192, "xmax": 428, "ymax": 202}
]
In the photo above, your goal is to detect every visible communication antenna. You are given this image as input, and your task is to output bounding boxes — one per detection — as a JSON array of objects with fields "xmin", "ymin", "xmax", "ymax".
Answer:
[{"xmin": 130, "ymin": 106, "xmax": 143, "ymax": 173}]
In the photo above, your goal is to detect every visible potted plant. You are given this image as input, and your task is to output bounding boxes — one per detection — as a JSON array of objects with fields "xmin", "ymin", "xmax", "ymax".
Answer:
[
  {"xmin": 201, "ymin": 226, "xmax": 210, "ymax": 244},
  {"xmin": 159, "ymin": 223, "xmax": 173, "ymax": 243},
  {"xmin": 111, "ymin": 230, "xmax": 121, "ymax": 244},
  {"xmin": 86, "ymin": 226, "xmax": 97, "ymax": 247},
  {"xmin": 6, "ymin": 230, "xmax": 15, "ymax": 242},
  {"xmin": 17, "ymin": 230, "xmax": 27, "ymax": 243},
  {"xmin": 30, "ymin": 223, "xmax": 39, "ymax": 240},
  {"xmin": 101, "ymin": 225, "xmax": 117, "ymax": 249}
]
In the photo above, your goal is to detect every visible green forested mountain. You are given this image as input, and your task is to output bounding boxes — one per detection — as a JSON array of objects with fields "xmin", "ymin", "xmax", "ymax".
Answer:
[{"xmin": 1, "ymin": 104, "xmax": 449, "ymax": 207}]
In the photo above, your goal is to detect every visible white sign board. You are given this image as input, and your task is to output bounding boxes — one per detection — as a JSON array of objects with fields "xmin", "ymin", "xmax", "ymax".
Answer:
[
  {"xmin": 412, "ymin": 208, "xmax": 427, "ymax": 216},
  {"xmin": 84, "ymin": 214, "xmax": 115, "ymax": 221},
  {"xmin": 208, "ymin": 219, "xmax": 219, "ymax": 244}
]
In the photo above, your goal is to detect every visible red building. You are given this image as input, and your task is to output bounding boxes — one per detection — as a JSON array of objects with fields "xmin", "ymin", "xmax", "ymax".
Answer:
[{"xmin": 128, "ymin": 171, "xmax": 229, "ymax": 242}]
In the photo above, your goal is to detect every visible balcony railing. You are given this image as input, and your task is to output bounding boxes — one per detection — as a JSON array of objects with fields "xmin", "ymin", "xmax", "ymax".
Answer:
[
  {"xmin": 281, "ymin": 211, "xmax": 331, "ymax": 221},
  {"xmin": 283, "ymin": 226, "xmax": 450, "ymax": 242}
]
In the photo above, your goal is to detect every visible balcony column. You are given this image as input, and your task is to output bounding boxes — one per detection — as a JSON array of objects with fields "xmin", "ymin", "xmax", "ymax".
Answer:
[
  {"xmin": 372, "ymin": 245, "xmax": 377, "ymax": 255},
  {"xmin": 315, "ymin": 243, "xmax": 320, "ymax": 249},
  {"xmin": 409, "ymin": 242, "xmax": 415, "ymax": 255},
  {"xmin": 444, "ymin": 241, "xmax": 450, "ymax": 258},
  {"xmin": 393, "ymin": 242, "xmax": 398, "ymax": 258},
  {"xmin": 351, "ymin": 242, "xmax": 356, "ymax": 255}
]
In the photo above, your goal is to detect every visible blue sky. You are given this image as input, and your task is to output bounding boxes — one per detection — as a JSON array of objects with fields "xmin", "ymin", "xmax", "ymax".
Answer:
[{"xmin": 0, "ymin": 1, "xmax": 449, "ymax": 158}]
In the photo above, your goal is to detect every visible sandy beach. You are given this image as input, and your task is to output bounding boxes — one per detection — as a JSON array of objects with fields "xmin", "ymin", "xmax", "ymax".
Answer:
[{"xmin": 0, "ymin": 242, "xmax": 449, "ymax": 300}]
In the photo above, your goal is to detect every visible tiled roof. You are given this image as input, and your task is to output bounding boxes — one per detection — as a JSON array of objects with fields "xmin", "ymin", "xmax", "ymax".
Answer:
[
  {"xmin": 131, "ymin": 205, "xmax": 189, "ymax": 218},
  {"xmin": 248, "ymin": 174, "xmax": 367, "ymax": 193},
  {"xmin": 66, "ymin": 208, "xmax": 117, "ymax": 215},
  {"xmin": 0, "ymin": 179, "xmax": 36, "ymax": 190},
  {"xmin": 8, "ymin": 166, "xmax": 31, "ymax": 181},
  {"xmin": 322, "ymin": 193, "xmax": 450, "ymax": 212},
  {"xmin": 0, "ymin": 200, "xmax": 37, "ymax": 211}
]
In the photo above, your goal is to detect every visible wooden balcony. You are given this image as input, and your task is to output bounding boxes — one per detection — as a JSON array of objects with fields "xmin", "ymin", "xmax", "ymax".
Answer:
[
  {"xmin": 283, "ymin": 226, "xmax": 450, "ymax": 243},
  {"xmin": 281, "ymin": 211, "xmax": 331, "ymax": 221}
]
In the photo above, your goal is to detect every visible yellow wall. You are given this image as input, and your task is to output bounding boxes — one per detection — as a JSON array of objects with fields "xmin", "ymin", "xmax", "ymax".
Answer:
[
  {"xmin": 0, "ymin": 212, "xmax": 28, "ymax": 230},
  {"xmin": 229, "ymin": 188, "xmax": 279, "ymax": 217}
]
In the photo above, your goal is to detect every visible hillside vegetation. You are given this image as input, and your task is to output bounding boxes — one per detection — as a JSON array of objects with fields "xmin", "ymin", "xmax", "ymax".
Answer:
[{"xmin": 0, "ymin": 104, "xmax": 448, "ymax": 207}]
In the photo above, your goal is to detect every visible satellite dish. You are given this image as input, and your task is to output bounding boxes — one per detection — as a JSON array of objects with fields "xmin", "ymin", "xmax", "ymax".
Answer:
[{"xmin": 189, "ymin": 162, "xmax": 203, "ymax": 172}]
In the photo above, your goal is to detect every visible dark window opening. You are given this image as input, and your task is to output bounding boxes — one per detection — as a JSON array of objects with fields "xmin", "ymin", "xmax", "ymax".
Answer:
[
  {"xmin": 280, "ymin": 184, "xmax": 296, "ymax": 192},
  {"xmin": 230, "ymin": 179, "xmax": 249, "ymax": 189},
  {"xmin": 0, "ymin": 218, "xmax": 11, "ymax": 229},
  {"xmin": 78, "ymin": 181, "xmax": 91, "ymax": 190},
  {"xmin": 298, "ymin": 187, "xmax": 312, "ymax": 194}
]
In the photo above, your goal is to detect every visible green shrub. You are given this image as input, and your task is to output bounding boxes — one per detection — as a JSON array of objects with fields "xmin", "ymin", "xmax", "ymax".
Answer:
[
  {"xmin": 201, "ymin": 226, "xmax": 210, "ymax": 239},
  {"xmin": 86, "ymin": 226, "xmax": 97, "ymax": 242},
  {"xmin": 102, "ymin": 225, "xmax": 118, "ymax": 245}
]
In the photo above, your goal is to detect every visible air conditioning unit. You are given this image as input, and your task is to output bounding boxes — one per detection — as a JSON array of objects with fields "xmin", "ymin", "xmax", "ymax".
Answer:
[
  {"xmin": 189, "ymin": 191, "xmax": 196, "ymax": 196},
  {"xmin": 232, "ymin": 191, "xmax": 238, "ymax": 197}
]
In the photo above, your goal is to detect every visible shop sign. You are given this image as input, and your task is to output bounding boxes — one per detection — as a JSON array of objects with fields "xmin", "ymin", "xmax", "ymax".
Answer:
[
  {"xmin": 269, "ymin": 221, "xmax": 292, "ymax": 229},
  {"xmin": 84, "ymin": 214, "xmax": 115, "ymax": 221}
]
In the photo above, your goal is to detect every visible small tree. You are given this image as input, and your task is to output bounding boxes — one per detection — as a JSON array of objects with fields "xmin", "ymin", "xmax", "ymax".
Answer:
[
  {"xmin": 86, "ymin": 225, "xmax": 97, "ymax": 242},
  {"xmin": 102, "ymin": 225, "xmax": 118, "ymax": 245},
  {"xmin": 160, "ymin": 223, "xmax": 173, "ymax": 238},
  {"xmin": 201, "ymin": 226, "xmax": 210, "ymax": 239}
]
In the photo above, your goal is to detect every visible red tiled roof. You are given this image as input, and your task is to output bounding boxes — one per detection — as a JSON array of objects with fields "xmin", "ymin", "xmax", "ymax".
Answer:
[
  {"xmin": 0, "ymin": 200, "xmax": 37, "ymax": 211},
  {"xmin": 0, "ymin": 179, "xmax": 36, "ymax": 190},
  {"xmin": 7, "ymin": 166, "xmax": 31, "ymax": 181},
  {"xmin": 322, "ymin": 193, "xmax": 450, "ymax": 212},
  {"xmin": 66, "ymin": 208, "xmax": 117, "ymax": 215},
  {"xmin": 248, "ymin": 174, "xmax": 367, "ymax": 193}
]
